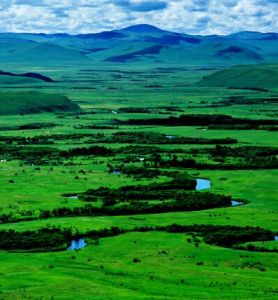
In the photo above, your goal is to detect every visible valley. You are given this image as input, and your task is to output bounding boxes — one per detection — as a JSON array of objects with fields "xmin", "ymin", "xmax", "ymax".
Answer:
[{"xmin": 0, "ymin": 25, "xmax": 277, "ymax": 300}]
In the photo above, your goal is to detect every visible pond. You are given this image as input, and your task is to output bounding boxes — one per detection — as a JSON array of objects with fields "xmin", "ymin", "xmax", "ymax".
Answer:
[
  {"xmin": 68, "ymin": 238, "xmax": 87, "ymax": 251},
  {"xmin": 231, "ymin": 200, "xmax": 243, "ymax": 206},
  {"xmin": 196, "ymin": 179, "xmax": 211, "ymax": 191},
  {"xmin": 275, "ymin": 236, "xmax": 278, "ymax": 241}
]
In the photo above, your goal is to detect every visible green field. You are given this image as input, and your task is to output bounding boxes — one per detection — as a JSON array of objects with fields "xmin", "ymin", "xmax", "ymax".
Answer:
[{"xmin": 0, "ymin": 61, "xmax": 277, "ymax": 300}]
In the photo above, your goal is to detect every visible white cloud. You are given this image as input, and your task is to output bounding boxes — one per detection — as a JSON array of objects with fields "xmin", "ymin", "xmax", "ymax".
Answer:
[{"xmin": 0, "ymin": 0, "xmax": 276, "ymax": 34}]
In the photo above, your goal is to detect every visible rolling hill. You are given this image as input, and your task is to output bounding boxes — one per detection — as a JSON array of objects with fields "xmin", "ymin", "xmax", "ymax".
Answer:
[
  {"xmin": 0, "ymin": 91, "xmax": 81, "ymax": 115},
  {"xmin": 0, "ymin": 25, "xmax": 277, "ymax": 67},
  {"xmin": 197, "ymin": 64, "xmax": 278, "ymax": 90}
]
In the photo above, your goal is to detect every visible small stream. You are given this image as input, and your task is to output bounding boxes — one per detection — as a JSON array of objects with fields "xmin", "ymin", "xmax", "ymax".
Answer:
[{"xmin": 196, "ymin": 178, "xmax": 244, "ymax": 207}]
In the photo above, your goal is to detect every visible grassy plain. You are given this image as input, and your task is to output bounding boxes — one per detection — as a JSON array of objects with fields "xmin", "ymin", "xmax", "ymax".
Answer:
[{"xmin": 0, "ymin": 64, "xmax": 277, "ymax": 299}]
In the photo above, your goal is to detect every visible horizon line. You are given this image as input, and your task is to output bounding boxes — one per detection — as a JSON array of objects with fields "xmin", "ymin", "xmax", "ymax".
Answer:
[{"xmin": 0, "ymin": 24, "xmax": 277, "ymax": 36}]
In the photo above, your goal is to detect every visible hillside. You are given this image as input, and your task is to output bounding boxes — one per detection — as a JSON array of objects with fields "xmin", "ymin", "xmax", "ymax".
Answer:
[
  {"xmin": 0, "ymin": 25, "xmax": 277, "ymax": 67},
  {"xmin": 197, "ymin": 64, "xmax": 278, "ymax": 90},
  {"xmin": 0, "ymin": 92, "xmax": 80, "ymax": 115}
]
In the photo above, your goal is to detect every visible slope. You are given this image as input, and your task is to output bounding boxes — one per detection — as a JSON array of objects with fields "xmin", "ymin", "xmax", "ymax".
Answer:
[
  {"xmin": 0, "ymin": 91, "xmax": 81, "ymax": 115},
  {"xmin": 197, "ymin": 64, "xmax": 278, "ymax": 90}
]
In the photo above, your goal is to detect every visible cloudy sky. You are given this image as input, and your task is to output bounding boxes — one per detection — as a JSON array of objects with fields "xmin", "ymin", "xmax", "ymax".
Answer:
[{"xmin": 0, "ymin": 0, "xmax": 277, "ymax": 34}]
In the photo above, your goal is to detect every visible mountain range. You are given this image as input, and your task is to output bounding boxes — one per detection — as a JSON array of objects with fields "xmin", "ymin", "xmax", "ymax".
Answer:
[{"xmin": 0, "ymin": 24, "xmax": 277, "ymax": 67}]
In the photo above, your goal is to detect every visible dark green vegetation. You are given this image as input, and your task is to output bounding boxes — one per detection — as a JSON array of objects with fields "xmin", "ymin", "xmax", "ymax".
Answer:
[
  {"xmin": 0, "ymin": 224, "xmax": 274, "ymax": 253},
  {"xmin": 0, "ymin": 25, "xmax": 277, "ymax": 300},
  {"xmin": 117, "ymin": 114, "xmax": 278, "ymax": 127},
  {"xmin": 0, "ymin": 70, "xmax": 54, "ymax": 82},
  {"xmin": 85, "ymin": 131, "xmax": 238, "ymax": 144}
]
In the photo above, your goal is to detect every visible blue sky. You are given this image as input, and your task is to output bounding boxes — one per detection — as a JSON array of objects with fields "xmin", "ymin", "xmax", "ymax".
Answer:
[{"xmin": 0, "ymin": 0, "xmax": 277, "ymax": 34}]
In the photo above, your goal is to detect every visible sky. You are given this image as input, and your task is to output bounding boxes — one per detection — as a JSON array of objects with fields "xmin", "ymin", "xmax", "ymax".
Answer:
[{"xmin": 0, "ymin": 0, "xmax": 277, "ymax": 34}]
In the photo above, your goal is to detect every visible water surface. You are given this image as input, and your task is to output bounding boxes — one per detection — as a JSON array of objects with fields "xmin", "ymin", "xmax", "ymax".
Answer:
[
  {"xmin": 231, "ymin": 200, "xmax": 243, "ymax": 206},
  {"xmin": 68, "ymin": 239, "xmax": 87, "ymax": 251},
  {"xmin": 196, "ymin": 179, "xmax": 211, "ymax": 191}
]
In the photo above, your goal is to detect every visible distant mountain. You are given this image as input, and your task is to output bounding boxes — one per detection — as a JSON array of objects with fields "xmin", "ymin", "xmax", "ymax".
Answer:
[
  {"xmin": 0, "ymin": 25, "xmax": 277, "ymax": 67},
  {"xmin": 228, "ymin": 31, "xmax": 278, "ymax": 40},
  {"xmin": 121, "ymin": 24, "xmax": 167, "ymax": 34},
  {"xmin": 197, "ymin": 64, "xmax": 278, "ymax": 90},
  {"xmin": 77, "ymin": 31, "xmax": 127, "ymax": 40}
]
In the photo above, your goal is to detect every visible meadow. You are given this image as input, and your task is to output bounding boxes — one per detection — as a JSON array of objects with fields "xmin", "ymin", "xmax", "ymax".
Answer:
[{"xmin": 0, "ymin": 64, "xmax": 277, "ymax": 299}]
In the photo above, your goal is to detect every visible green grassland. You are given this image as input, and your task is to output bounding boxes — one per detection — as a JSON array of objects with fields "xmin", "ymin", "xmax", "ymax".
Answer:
[
  {"xmin": 0, "ymin": 63, "xmax": 277, "ymax": 299},
  {"xmin": 0, "ymin": 231, "xmax": 277, "ymax": 300}
]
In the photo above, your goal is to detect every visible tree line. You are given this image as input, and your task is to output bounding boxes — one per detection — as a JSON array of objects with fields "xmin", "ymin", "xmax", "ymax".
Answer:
[{"xmin": 0, "ymin": 224, "xmax": 275, "ymax": 252}]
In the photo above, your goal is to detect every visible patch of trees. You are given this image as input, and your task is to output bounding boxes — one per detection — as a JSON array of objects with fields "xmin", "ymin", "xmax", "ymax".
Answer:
[
  {"xmin": 228, "ymin": 87, "xmax": 269, "ymax": 92},
  {"xmin": 159, "ymin": 156, "xmax": 198, "ymax": 169},
  {"xmin": 202, "ymin": 145, "xmax": 278, "ymax": 169},
  {"xmin": 208, "ymin": 124, "xmax": 278, "ymax": 130},
  {"xmin": 0, "ymin": 227, "xmax": 70, "ymax": 251},
  {"xmin": 117, "ymin": 107, "xmax": 151, "ymax": 113},
  {"xmin": 149, "ymin": 147, "xmax": 278, "ymax": 170},
  {"xmin": 209, "ymin": 145, "xmax": 278, "ymax": 158},
  {"xmin": 74, "ymin": 125, "xmax": 118, "ymax": 130},
  {"xmin": 0, "ymin": 144, "xmax": 61, "ymax": 164},
  {"xmin": 162, "ymin": 224, "xmax": 276, "ymax": 251},
  {"xmin": 18, "ymin": 123, "xmax": 57, "ymax": 130},
  {"xmin": 109, "ymin": 165, "xmax": 161, "ymax": 178},
  {"xmin": 115, "ymin": 114, "xmax": 278, "ymax": 127},
  {"xmin": 40, "ymin": 133, "xmax": 97, "ymax": 141},
  {"xmin": 0, "ymin": 213, "xmax": 15, "ymax": 224},
  {"xmin": 0, "ymin": 135, "xmax": 54, "ymax": 145},
  {"xmin": 91, "ymin": 131, "xmax": 238, "ymax": 145},
  {"xmin": 0, "ymin": 143, "xmax": 115, "ymax": 163},
  {"xmin": 117, "ymin": 145, "xmax": 167, "ymax": 155},
  {"xmin": 40, "ymin": 191, "xmax": 232, "ymax": 220},
  {"xmin": 37, "ymin": 177, "xmax": 237, "ymax": 218},
  {"xmin": 154, "ymin": 105, "xmax": 183, "ymax": 112},
  {"xmin": 61, "ymin": 145, "xmax": 114, "ymax": 157},
  {"xmin": 222, "ymin": 96, "xmax": 278, "ymax": 106},
  {"xmin": 0, "ymin": 123, "xmax": 57, "ymax": 131},
  {"xmin": 82, "ymin": 175, "xmax": 196, "ymax": 198}
]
